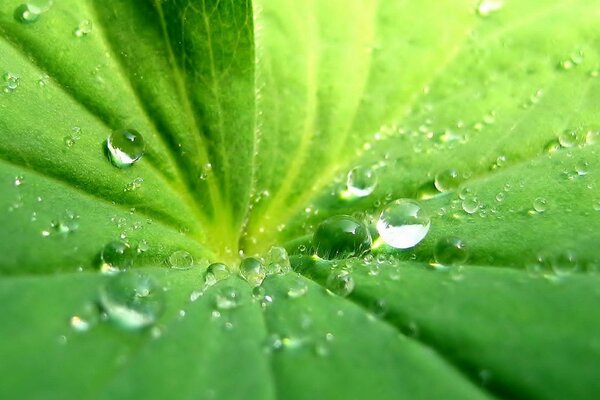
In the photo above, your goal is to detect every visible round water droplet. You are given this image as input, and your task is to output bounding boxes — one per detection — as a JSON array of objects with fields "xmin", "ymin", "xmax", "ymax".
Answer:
[
  {"xmin": 100, "ymin": 240, "xmax": 134, "ymax": 273},
  {"xmin": 3, "ymin": 72, "xmax": 20, "ymax": 93},
  {"xmin": 532, "ymin": 197, "xmax": 548, "ymax": 213},
  {"xmin": 558, "ymin": 129, "xmax": 580, "ymax": 148},
  {"xmin": 434, "ymin": 169, "xmax": 461, "ymax": 192},
  {"xmin": 239, "ymin": 257, "xmax": 265, "ymax": 286},
  {"xmin": 168, "ymin": 250, "xmax": 193, "ymax": 270},
  {"xmin": 461, "ymin": 197, "xmax": 480, "ymax": 214},
  {"xmin": 215, "ymin": 286, "xmax": 241, "ymax": 310},
  {"xmin": 69, "ymin": 303, "xmax": 98, "ymax": 333},
  {"xmin": 265, "ymin": 246, "xmax": 291, "ymax": 274},
  {"xmin": 106, "ymin": 129, "xmax": 145, "ymax": 168},
  {"xmin": 550, "ymin": 252, "xmax": 579, "ymax": 276},
  {"xmin": 99, "ymin": 272, "xmax": 165, "ymax": 329},
  {"xmin": 434, "ymin": 237, "xmax": 469, "ymax": 266},
  {"xmin": 313, "ymin": 215, "xmax": 372, "ymax": 259},
  {"xmin": 326, "ymin": 270, "xmax": 355, "ymax": 297},
  {"xmin": 287, "ymin": 277, "xmax": 308, "ymax": 299},
  {"xmin": 14, "ymin": 4, "xmax": 42, "ymax": 24},
  {"xmin": 376, "ymin": 200, "xmax": 430, "ymax": 249},
  {"xmin": 346, "ymin": 166, "xmax": 377, "ymax": 197},
  {"xmin": 73, "ymin": 19, "xmax": 92, "ymax": 37},
  {"xmin": 203, "ymin": 262, "xmax": 230, "ymax": 288}
]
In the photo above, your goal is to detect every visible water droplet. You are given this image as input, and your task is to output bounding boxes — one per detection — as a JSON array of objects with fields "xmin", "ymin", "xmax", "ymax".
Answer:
[
  {"xmin": 434, "ymin": 169, "xmax": 461, "ymax": 192},
  {"xmin": 215, "ymin": 286, "xmax": 241, "ymax": 310},
  {"xmin": 99, "ymin": 271, "xmax": 165, "ymax": 329},
  {"xmin": 14, "ymin": 4, "xmax": 42, "ymax": 24},
  {"xmin": 14, "ymin": 175, "xmax": 24, "ymax": 186},
  {"xmin": 416, "ymin": 180, "xmax": 440, "ymax": 200},
  {"xmin": 326, "ymin": 270, "xmax": 355, "ymax": 297},
  {"xmin": 376, "ymin": 200, "xmax": 430, "ymax": 249},
  {"xmin": 434, "ymin": 237, "xmax": 469, "ymax": 266},
  {"xmin": 287, "ymin": 277, "xmax": 308, "ymax": 299},
  {"xmin": 313, "ymin": 215, "xmax": 372, "ymax": 259},
  {"xmin": 73, "ymin": 19, "xmax": 92, "ymax": 37},
  {"xmin": 100, "ymin": 240, "xmax": 134, "ymax": 273},
  {"xmin": 167, "ymin": 250, "xmax": 193, "ymax": 270},
  {"xmin": 3, "ymin": 72, "xmax": 20, "ymax": 93},
  {"xmin": 495, "ymin": 192, "xmax": 506, "ymax": 202},
  {"xmin": 239, "ymin": 257, "xmax": 265, "ymax": 286},
  {"xmin": 532, "ymin": 197, "xmax": 548, "ymax": 213},
  {"xmin": 558, "ymin": 129, "xmax": 581, "ymax": 148},
  {"xmin": 575, "ymin": 160, "xmax": 589, "ymax": 176},
  {"xmin": 51, "ymin": 209, "xmax": 79, "ymax": 235},
  {"xmin": 346, "ymin": 166, "xmax": 377, "ymax": 197},
  {"xmin": 106, "ymin": 129, "xmax": 145, "ymax": 168},
  {"xmin": 476, "ymin": 0, "xmax": 503, "ymax": 17},
  {"xmin": 549, "ymin": 252, "xmax": 579, "ymax": 276},
  {"xmin": 124, "ymin": 177, "xmax": 144, "ymax": 192},
  {"xmin": 69, "ymin": 303, "xmax": 98, "ymax": 332},
  {"xmin": 265, "ymin": 246, "xmax": 291, "ymax": 274},
  {"xmin": 203, "ymin": 262, "xmax": 230, "ymax": 288},
  {"xmin": 64, "ymin": 127, "xmax": 81, "ymax": 148},
  {"xmin": 461, "ymin": 197, "xmax": 480, "ymax": 214}
]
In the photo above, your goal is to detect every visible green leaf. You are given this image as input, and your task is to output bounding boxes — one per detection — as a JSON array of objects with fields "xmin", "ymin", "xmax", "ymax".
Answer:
[{"xmin": 1, "ymin": 0, "xmax": 599, "ymax": 399}]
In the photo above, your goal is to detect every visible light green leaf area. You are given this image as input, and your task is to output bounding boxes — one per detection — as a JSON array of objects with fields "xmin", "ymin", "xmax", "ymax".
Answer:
[{"xmin": 0, "ymin": 0, "xmax": 599, "ymax": 399}]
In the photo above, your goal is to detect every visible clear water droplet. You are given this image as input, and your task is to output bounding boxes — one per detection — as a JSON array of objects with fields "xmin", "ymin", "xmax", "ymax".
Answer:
[
  {"xmin": 434, "ymin": 169, "xmax": 461, "ymax": 192},
  {"xmin": 106, "ymin": 129, "xmax": 145, "ymax": 168},
  {"xmin": 326, "ymin": 270, "xmax": 355, "ymax": 297},
  {"xmin": 215, "ymin": 286, "xmax": 241, "ymax": 310},
  {"xmin": 124, "ymin": 177, "xmax": 144, "ymax": 192},
  {"xmin": 558, "ymin": 129, "xmax": 580, "ymax": 148},
  {"xmin": 239, "ymin": 257, "xmax": 265, "ymax": 287},
  {"xmin": 265, "ymin": 246, "xmax": 291, "ymax": 274},
  {"xmin": 3, "ymin": 72, "xmax": 20, "ymax": 93},
  {"xmin": 203, "ymin": 262, "xmax": 230, "ymax": 288},
  {"xmin": 376, "ymin": 199, "xmax": 430, "ymax": 249},
  {"xmin": 434, "ymin": 237, "xmax": 469, "ymax": 266},
  {"xmin": 100, "ymin": 240, "xmax": 134, "ymax": 273},
  {"xmin": 99, "ymin": 272, "xmax": 164, "ymax": 329},
  {"xmin": 287, "ymin": 277, "xmax": 308, "ymax": 299},
  {"xmin": 14, "ymin": 4, "xmax": 42, "ymax": 24},
  {"xmin": 167, "ymin": 250, "xmax": 193, "ymax": 270},
  {"xmin": 14, "ymin": 175, "xmax": 25, "ymax": 187},
  {"xmin": 73, "ymin": 19, "xmax": 92, "ymax": 37},
  {"xmin": 69, "ymin": 303, "xmax": 98, "ymax": 333},
  {"xmin": 532, "ymin": 197, "xmax": 548, "ymax": 213},
  {"xmin": 476, "ymin": 0, "xmax": 503, "ymax": 17},
  {"xmin": 346, "ymin": 166, "xmax": 377, "ymax": 197},
  {"xmin": 51, "ymin": 209, "xmax": 79, "ymax": 235},
  {"xmin": 313, "ymin": 215, "xmax": 372, "ymax": 259},
  {"xmin": 461, "ymin": 197, "xmax": 480, "ymax": 214}
]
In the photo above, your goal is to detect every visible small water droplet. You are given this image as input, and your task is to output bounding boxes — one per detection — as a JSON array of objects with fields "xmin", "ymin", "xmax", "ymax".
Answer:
[
  {"xmin": 433, "ymin": 237, "xmax": 469, "ymax": 266},
  {"xmin": 287, "ymin": 277, "xmax": 308, "ymax": 299},
  {"xmin": 313, "ymin": 215, "xmax": 371, "ymax": 259},
  {"xmin": 69, "ymin": 303, "xmax": 98, "ymax": 332},
  {"xmin": 167, "ymin": 250, "xmax": 193, "ymax": 270},
  {"xmin": 51, "ymin": 209, "xmax": 79, "ymax": 235},
  {"xmin": 203, "ymin": 262, "xmax": 230, "ymax": 288},
  {"xmin": 239, "ymin": 257, "xmax": 265, "ymax": 286},
  {"xmin": 14, "ymin": 175, "xmax": 25, "ymax": 187},
  {"xmin": 434, "ymin": 169, "xmax": 461, "ymax": 192},
  {"xmin": 346, "ymin": 166, "xmax": 378, "ymax": 197},
  {"xmin": 476, "ymin": 0, "xmax": 503, "ymax": 17},
  {"xmin": 3, "ymin": 72, "xmax": 20, "ymax": 93},
  {"xmin": 265, "ymin": 246, "xmax": 291, "ymax": 274},
  {"xmin": 376, "ymin": 199, "xmax": 430, "ymax": 249},
  {"xmin": 73, "ymin": 19, "xmax": 92, "ymax": 37},
  {"xmin": 100, "ymin": 240, "xmax": 134, "ymax": 273},
  {"xmin": 99, "ymin": 271, "xmax": 165, "ymax": 329},
  {"xmin": 14, "ymin": 4, "xmax": 43, "ymax": 24},
  {"xmin": 461, "ymin": 196, "xmax": 480, "ymax": 214},
  {"xmin": 558, "ymin": 129, "xmax": 581, "ymax": 148},
  {"xmin": 495, "ymin": 192, "xmax": 506, "ymax": 202},
  {"xmin": 326, "ymin": 270, "xmax": 355, "ymax": 297},
  {"xmin": 215, "ymin": 286, "xmax": 241, "ymax": 310},
  {"xmin": 124, "ymin": 177, "xmax": 144, "ymax": 192},
  {"xmin": 106, "ymin": 129, "xmax": 145, "ymax": 168},
  {"xmin": 532, "ymin": 197, "xmax": 548, "ymax": 213}
]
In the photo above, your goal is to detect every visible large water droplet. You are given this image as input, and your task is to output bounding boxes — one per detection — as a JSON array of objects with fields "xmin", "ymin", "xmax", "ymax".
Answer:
[
  {"xmin": 203, "ymin": 262, "xmax": 230, "ymax": 288},
  {"xmin": 106, "ymin": 129, "xmax": 145, "ymax": 168},
  {"xmin": 313, "ymin": 215, "xmax": 372, "ymax": 259},
  {"xmin": 167, "ymin": 250, "xmax": 193, "ymax": 270},
  {"xmin": 99, "ymin": 272, "xmax": 165, "ymax": 329},
  {"xmin": 326, "ymin": 270, "xmax": 355, "ymax": 297},
  {"xmin": 239, "ymin": 257, "xmax": 266, "ymax": 286},
  {"xmin": 376, "ymin": 200, "xmax": 430, "ymax": 249},
  {"xmin": 434, "ymin": 237, "xmax": 469, "ymax": 266},
  {"xmin": 100, "ymin": 240, "xmax": 134, "ymax": 273},
  {"xmin": 346, "ymin": 166, "xmax": 377, "ymax": 197}
]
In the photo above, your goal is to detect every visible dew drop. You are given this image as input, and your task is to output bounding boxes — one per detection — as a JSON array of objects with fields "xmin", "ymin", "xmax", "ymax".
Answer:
[
  {"xmin": 203, "ymin": 262, "xmax": 230, "ymax": 288},
  {"xmin": 434, "ymin": 237, "xmax": 469, "ymax": 266},
  {"xmin": 100, "ymin": 240, "xmax": 134, "ymax": 273},
  {"xmin": 99, "ymin": 271, "xmax": 164, "ymax": 329},
  {"xmin": 326, "ymin": 270, "xmax": 355, "ymax": 297},
  {"xmin": 14, "ymin": 4, "xmax": 42, "ymax": 24},
  {"xmin": 167, "ymin": 250, "xmax": 193, "ymax": 270},
  {"xmin": 73, "ymin": 19, "xmax": 92, "ymax": 37},
  {"xmin": 69, "ymin": 303, "xmax": 98, "ymax": 333},
  {"xmin": 239, "ymin": 257, "xmax": 265, "ymax": 287},
  {"xmin": 558, "ymin": 129, "xmax": 580, "ymax": 148},
  {"xmin": 476, "ymin": 0, "xmax": 503, "ymax": 17},
  {"xmin": 51, "ymin": 209, "xmax": 79, "ymax": 235},
  {"xmin": 215, "ymin": 286, "xmax": 241, "ymax": 310},
  {"xmin": 376, "ymin": 199, "xmax": 430, "ymax": 249},
  {"xmin": 434, "ymin": 169, "xmax": 461, "ymax": 192},
  {"xmin": 461, "ymin": 197, "xmax": 480, "ymax": 214},
  {"xmin": 106, "ymin": 129, "xmax": 145, "ymax": 168},
  {"xmin": 532, "ymin": 197, "xmax": 548, "ymax": 213},
  {"xmin": 346, "ymin": 166, "xmax": 377, "ymax": 197},
  {"xmin": 124, "ymin": 177, "xmax": 144, "ymax": 192},
  {"xmin": 313, "ymin": 215, "xmax": 372, "ymax": 259},
  {"xmin": 3, "ymin": 72, "xmax": 20, "ymax": 93},
  {"xmin": 287, "ymin": 277, "xmax": 308, "ymax": 299},
  {"xmin": 14, "ymin": 175, "xmax": 25, "ymax": 187},
  {"xmin": 265, "ymin": 246, "xmax": 291, "ymax": 274}
]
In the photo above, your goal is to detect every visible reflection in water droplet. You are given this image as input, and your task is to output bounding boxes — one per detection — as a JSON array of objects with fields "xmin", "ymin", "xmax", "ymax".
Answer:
[
  {"xmin": 434, "ymin": 237, "xmax": 469, "ymax": 266},
  {"xmin": 99, "ymin": 272, "xmax": 164, "ymax": 329},
  {"xmin": 106, "ymin": 129, "xmax": 145, "ymax": 168},
  {"xmin": 346, "ymin": 166, "xmax": 378, "ymax": 197},
  {"xmin": 168, "ymin": 250, "xmax": 193, "ymax": 270},
  {"xmin": 376, "ymin": 199, "xmax": 430, "ymax": 249},
  {"xmin": 313, "ymin": 215, "xmax": 372, "ymax": 259}
]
